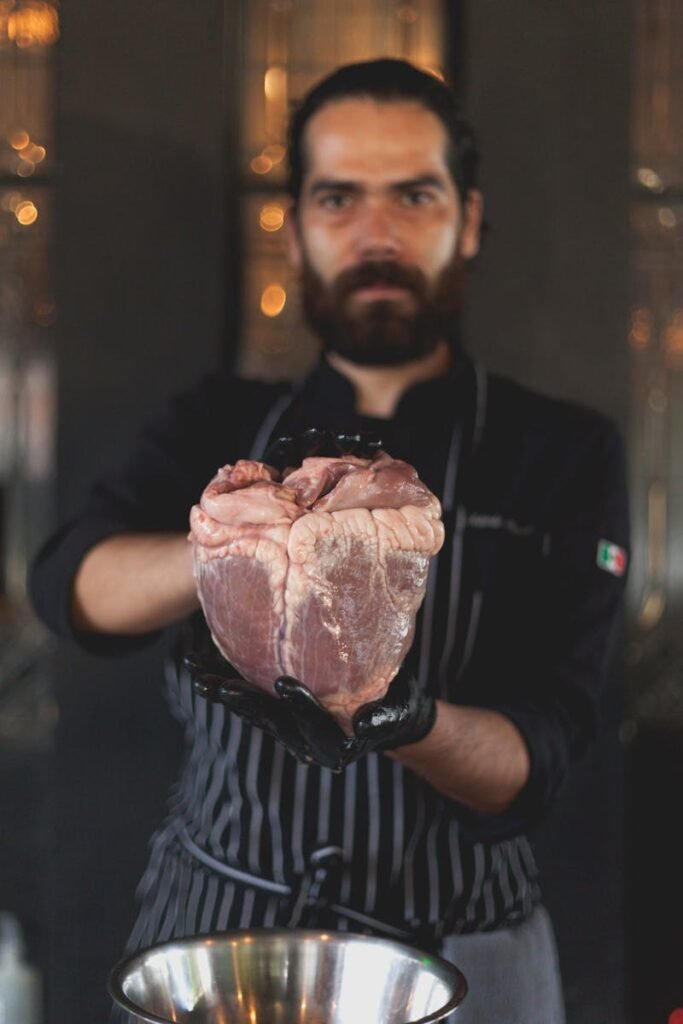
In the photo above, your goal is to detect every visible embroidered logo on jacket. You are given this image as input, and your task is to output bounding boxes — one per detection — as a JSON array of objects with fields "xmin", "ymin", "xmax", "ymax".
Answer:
[{"xmin": 596, "ymin": 539, "xmax": 628, "ymax": 576}]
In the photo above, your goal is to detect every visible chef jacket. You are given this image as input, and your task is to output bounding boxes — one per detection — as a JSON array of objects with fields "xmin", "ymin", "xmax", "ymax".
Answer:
[{"xmin": 29, "ymin": 351, "xmax": 630, "ymax": 942}]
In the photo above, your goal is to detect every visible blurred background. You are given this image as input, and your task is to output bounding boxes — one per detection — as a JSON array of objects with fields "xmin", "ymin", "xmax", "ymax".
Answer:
[{"xmin": 0, "ymin": 1, "xmax": 681, "ymax": 1021}]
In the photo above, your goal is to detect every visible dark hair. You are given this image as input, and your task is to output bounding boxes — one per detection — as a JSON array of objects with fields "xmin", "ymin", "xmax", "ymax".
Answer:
[{"xmin": 287, "ymin": 58, "xmax": 479, "ymax": 205}]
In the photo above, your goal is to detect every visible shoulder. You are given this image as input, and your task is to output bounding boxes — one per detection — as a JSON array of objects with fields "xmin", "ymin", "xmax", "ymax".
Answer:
[
  {"xmin": 483, "ymin": 371, "xmax": 624, "ymax": 472},
  {"xmin": 171, "ymin": 368, "xmax": 291, "ymax": 415},
  {"xmin": 485, "ymin": 371, "xmax": 621, "ymax": 448},
  {"xmin": 475, "ymin": 370, "xmax": 627, "ymax": 523},
  {"xmin": 152, "ymin": 369, "xmax": 292, "ymax": 444},
  {"xmin": 114, "ymin": 369, "xmax": 295, "ymax": 495}
]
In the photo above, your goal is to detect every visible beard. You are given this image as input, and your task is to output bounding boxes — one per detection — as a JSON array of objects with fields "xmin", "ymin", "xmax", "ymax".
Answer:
[{"xmin": 300, "ymin": 251, "xmax": 466, "ymax": 367}]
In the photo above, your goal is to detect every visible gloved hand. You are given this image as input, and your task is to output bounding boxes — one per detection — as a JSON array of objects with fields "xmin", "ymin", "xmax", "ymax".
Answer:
[
  {"xmin": 184, "ymin": 650, "xmax": 351, "ymax": 771},
  {"xmin": 263, "ymin": 426, "xmax": 383, "ymax": 470},
  {"xmin": 186, "ymin": 651, "xmax": 436, "ymax": 771},
  {"xmin": 349, "ymin": 666, "xmax": 437, "ymax": 756}
]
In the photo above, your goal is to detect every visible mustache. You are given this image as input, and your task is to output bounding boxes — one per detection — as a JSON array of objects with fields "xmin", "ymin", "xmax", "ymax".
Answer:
[{"xmin": 332, "ymin": 260, "xmax": 428, "ymax": 300}]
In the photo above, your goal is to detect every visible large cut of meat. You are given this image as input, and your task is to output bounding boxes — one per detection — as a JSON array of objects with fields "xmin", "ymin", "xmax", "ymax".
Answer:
[{"xmin": 189, "ymin": 452, "xmax": 444, "ymax": 724}]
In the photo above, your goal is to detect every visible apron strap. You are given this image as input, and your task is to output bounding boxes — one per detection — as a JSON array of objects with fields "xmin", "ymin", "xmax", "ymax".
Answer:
[{"xmin": 248, "ymin": 389, "xmax": 298, "ymax": 461}]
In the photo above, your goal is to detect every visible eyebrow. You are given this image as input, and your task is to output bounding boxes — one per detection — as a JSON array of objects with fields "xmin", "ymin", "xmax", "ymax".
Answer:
[
  {"xmin": 390, "ymin": 174, "xmax": 449, "ymax": 193},
  {"xmin": 307, "ymin": 174, "xmax": 449, "ymax": 196},
  {"xmin": 307, "ymin": 179, "xmax": 360, "ymax": 197}
]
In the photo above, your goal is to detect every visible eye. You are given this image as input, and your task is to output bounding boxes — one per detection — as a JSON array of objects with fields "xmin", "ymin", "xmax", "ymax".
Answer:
[
  {"xmin": 400, "ymin": 189, "xmax": 436, "ymax": 207},
  {"xmin": 318, "ymin": 192, "xmax": 353, "ymax": 210}
]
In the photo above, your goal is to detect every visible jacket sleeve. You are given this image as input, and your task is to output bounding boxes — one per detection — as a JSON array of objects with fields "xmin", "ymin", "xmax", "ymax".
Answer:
[
  {"xmin": 455, "ymin": 416, "xmax": 630, "ymax": 841},
  {"xmin": 28, "ymin": 372, "xmax": 249, "ymax": 656}
]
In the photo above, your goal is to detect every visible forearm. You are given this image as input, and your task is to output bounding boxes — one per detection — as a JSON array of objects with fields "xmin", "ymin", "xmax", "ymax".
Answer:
[
  {"xmin": 388, "ymin": 699, "xmax": 531, "ymax": 815},
  {"xmin": 70, "ymin": 532, "xmax": 200, "ymax": 635}
]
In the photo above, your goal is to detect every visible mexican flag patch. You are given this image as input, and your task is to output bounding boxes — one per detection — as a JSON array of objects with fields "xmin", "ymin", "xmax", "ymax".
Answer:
[{"xmin": 596, "ymin": 539, "xmax": 627, "ymax": 577}]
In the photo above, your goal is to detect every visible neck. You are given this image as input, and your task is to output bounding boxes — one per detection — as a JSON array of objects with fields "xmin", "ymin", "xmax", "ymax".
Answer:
[{"xmin": 327, "ymin": 341, "xmax": 453, "ymax": 418}]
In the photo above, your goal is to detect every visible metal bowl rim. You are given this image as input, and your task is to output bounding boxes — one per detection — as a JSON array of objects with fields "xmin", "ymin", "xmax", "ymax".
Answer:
[{"xmin": 108, "ymin": 927, "xmax": 468, "ymax": 1024}]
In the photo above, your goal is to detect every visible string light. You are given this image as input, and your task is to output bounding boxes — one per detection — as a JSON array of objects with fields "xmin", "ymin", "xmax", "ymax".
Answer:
[
  {"xmin": 657, "ymin": 208, "xmax": 677, "ymax": 229},
  {"xmin": 1, "ymin": 192, "xmax": 24, "ymax": 212},
  {"xmin": 9, "ymin": 130, "xmax": 31, "ymax": 151},
  {"xmin": 264, "ymin": 64, "xmax": 287, "ymax": 102},
  {"xmin": 259, "ymin": 203, "xmax": 285, "ymax": 232},
  {"xmin": 6, "ymin": 133, "xmax": 48, "ymax": 176},
  {"xmin": 15, "ymin": 200, "xmax": 38, "ymax": 225},
  {"xmin": 7, "ymin": 1, "xmax": 60, "ymax": 47},
  {"xmin": 263, "ymin": 143, "xmax": 285, "ymax": 165},
  {"xmin": 260, "ymin": 283, "xmax": 287, "ymax": 317},
  {"xmin": 16, "ymin": 159, "xmax": 36, "ymax": 177},
  {"xmin": 251, "ymin": 153, "xmax": 273, "ymax": 175},
  {"xmin": 636, "ymin": 167, "xmax": 664, "ymax": 192}
]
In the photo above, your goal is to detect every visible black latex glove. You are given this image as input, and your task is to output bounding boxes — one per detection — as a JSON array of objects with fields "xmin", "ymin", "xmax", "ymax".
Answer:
[
  {"xmin": 263, "ymin": 426, "xmax": 383, "ymax": 471},
  {"xmin": 184, "ymin": 650, "xmax": 351, "ymax": 772},
  {"xmin": 349, "ymin": 666, "xmax": 437, "ymax": 756},
  {"xmin": 186, "ymin": 652, "xmax": 436, "ymax": 770}
]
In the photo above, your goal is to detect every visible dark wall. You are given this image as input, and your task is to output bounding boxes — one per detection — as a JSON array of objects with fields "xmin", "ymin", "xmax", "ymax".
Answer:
[
  {"xmin": 45, "ymin": 3, "xmax": 234, "ymax": 1021},
  {"xmin": 462, "ymin": 5, "xmax": 631, "ymax": 1024},
  {"xmin": 56, "ymin": 0, "xmax": 232, "ymax": 512},
  {"xmin": 464, "ymin": 1, "xmax": 631, "ymax": 432}
]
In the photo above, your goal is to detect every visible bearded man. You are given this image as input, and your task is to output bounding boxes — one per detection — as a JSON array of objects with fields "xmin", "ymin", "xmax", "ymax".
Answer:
[{"xmin": 30, "ymin": 59, "xmax": 629, "ymax": 1024}]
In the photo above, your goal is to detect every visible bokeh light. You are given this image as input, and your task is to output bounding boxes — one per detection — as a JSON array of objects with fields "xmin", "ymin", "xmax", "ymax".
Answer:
[
  {"xmin": 259, "ymin": 203, "xmax": 285, "ymax": 232},
  {"xmin": 657, "ymin": 207, "xmax": 677, "ymax": 229},
  {"xmin": 1, "ymin": 192, "xmax": 24, "ymax": 213},
  {"xmin": 9, "ymin": 130, "xmax": 31, "ymax": 151},
  {"xmin": 7, "ymin": 1, "xmax": 60, "ymax": 47},
  {"xmin": 15, "ymin": 200, "xmax": 38, "ymax": 225},
  {"xmin": 264, "ymin": 64, "xmax": 287, "ymax": 102},
  {"xmin": 263, "ymin": 143, "xmax": 285, "ymax": 165},
  {"xmin": 260, "ymin": 283, "xmax": 287, "ymax": 317},
  {"xmin": 251, "ymin": 153, "xmax": 273, "ymax": 175},
  {"xmin": 637, "ymin": 167, "xmax": 664, "ymax": 192}
]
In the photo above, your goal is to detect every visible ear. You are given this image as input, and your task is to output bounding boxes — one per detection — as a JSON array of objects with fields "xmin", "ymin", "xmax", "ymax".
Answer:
[
  {"xmin": 284, "ymin": 202, "xmax": 303, "ymax": 272},
  {"xmin": 459, "ymin": 189, "xmax": 484, "ymax": 260}
]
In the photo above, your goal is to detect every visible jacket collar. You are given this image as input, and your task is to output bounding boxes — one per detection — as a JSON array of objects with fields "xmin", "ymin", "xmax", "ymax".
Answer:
[{"xmin": 302, "ymin": 350, "xmax": 476, "ymax": 432}]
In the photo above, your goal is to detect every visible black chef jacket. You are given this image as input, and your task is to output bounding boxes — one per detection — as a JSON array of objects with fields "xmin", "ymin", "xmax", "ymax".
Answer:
[{"xmin": 29, "ymin": 352, "xmax": 630, "ymax": 941}]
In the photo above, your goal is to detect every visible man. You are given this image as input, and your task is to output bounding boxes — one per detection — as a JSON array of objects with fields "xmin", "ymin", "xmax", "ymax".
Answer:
[{"xmin": 30, "ymin": 59, "xmax": 629, "ymax": 1023}]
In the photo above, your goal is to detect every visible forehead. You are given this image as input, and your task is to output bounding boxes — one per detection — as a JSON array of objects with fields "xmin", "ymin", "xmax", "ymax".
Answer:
[{"xmin": 301, "ymin": 97, "xmax": 452, "ymax": 186}]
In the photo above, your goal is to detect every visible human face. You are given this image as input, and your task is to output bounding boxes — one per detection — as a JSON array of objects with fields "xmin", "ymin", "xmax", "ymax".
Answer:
[{"xmin": 287, "ymin": 98, "xmax": 482, "ymax": 365}]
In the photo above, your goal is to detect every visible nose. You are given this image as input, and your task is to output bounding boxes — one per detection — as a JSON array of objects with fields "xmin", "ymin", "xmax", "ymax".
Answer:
[{"xmin": 354, "ymin": 200, "xmax": 402, "ymax": 261}]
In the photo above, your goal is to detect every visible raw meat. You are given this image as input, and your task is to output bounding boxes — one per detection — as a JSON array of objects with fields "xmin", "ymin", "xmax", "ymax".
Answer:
[{"xmin": 190, "ymin": 452, "xmax": 444, "ymax": 724}]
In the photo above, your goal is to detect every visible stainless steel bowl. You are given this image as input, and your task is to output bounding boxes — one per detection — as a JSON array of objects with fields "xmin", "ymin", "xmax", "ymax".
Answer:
[{"xmin": 109, "ymin": 928, "xmax": 467, "ymax": 1023}]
